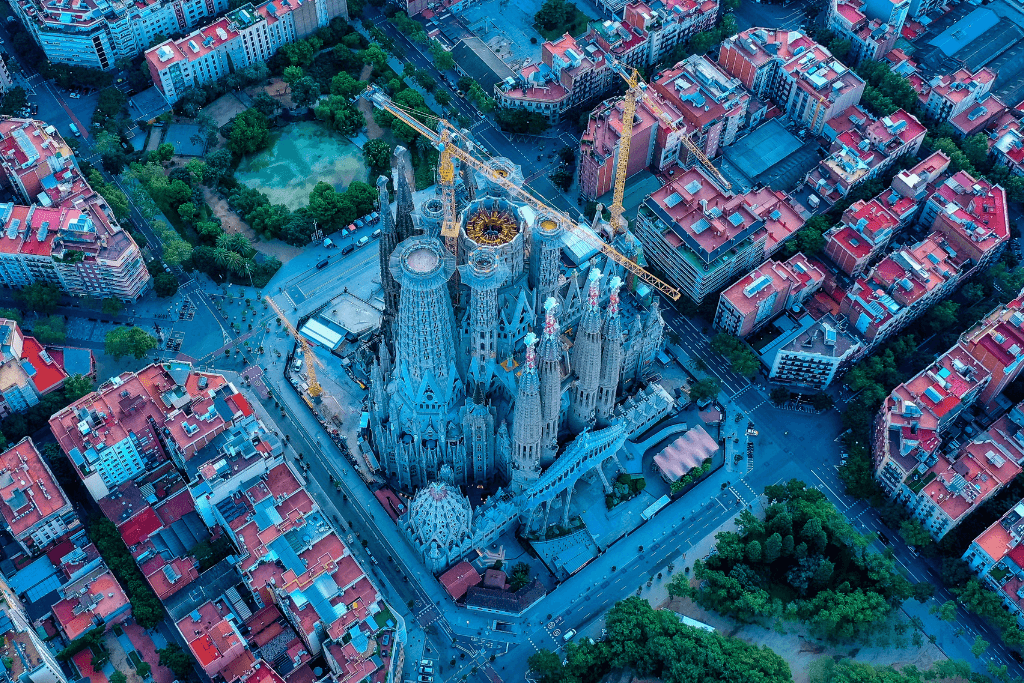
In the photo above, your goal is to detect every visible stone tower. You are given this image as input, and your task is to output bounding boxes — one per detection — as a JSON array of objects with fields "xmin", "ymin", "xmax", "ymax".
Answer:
[
  {"xmin": 538, "ymin": 297, "xmax": 563, "ymax": 458},
  {"xmin": 567, "ymin": 268, "xmax": 603, "ymax": 434},
  {"xmin": 529, "ymin": 216, "xmax": 564, "ymax": 320},
  {"xmin": 462, "ymin": 382, "xmax": 496, "ymax": 485},
  {"xmin": 596, "ymin": 276, "xmax": 624, "ymax": 427},
  {"xmin": 511, "ymin": 332, "xmax": 542, "ymax": 491},
  {"xmin": 393, "ymin": 146, "xmax": 417, "ymax": 242},
  {"xmin": 458, "ymin": 249, "xmax": 509, "ymax": 385},
  {"xmin": 376, "ymin": 175, "xmax": 400, "ymax": 352},
  {"xmin": 390, "ymin": 237, "xmax": 457, "ymax": 385}
]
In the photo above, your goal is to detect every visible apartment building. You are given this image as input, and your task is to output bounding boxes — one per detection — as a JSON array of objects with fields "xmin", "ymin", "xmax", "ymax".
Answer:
[
  {"xmin": 496, "ymin": 0, "xmax": 718, "ymax": 123},
  {"xmin": 718, "ymin": 28, "xmax": 864, "ymax": 135},
  {"xmin": 623, "ymin": 0, "xmax": 717, "ymax": 65},
  {"xmin": 713, "ymin": 252, "xmax": 824, "ymax": 337},
  {"xmin": 0, "ymin": 119, "xmax": 150, "ymax": 301},
  {"xmin": 766, "ymin": 313, "xmax": 861, "ymax": 389},
  {"xmin": 9, "ymin": 0, "xmax": 230, "ymax": 69},
  {"xmin": 840, "ymin": 232, "xmax": 969, "ymax": 347},
  {"xmin": 48, "ymin": 362, "xmax": 248, "ymax": 500},
  {"xmin": 0, "ymin": 319, "xmax": 65, "ymax": 417},
  {"xmin": 827, "ymin": 0, "xmax": 904, "ymax": 64},
  {"xmin": 146, "ymin": 0, "xmax": 347, "ymax": 102},
  {"xmin": 962, "ymin": 488, "xmax": 1024, "ymax": 627},
  {"xmin": 633, "ymin": 166, "xmax": 805, "ymax": 302},
  {"xmin": 919, "ymin": 171, "xmax": 1009, "ymax": 273},
  {"xmin": 578, "ymin": 54, "xmax": 748, "ymax": 200},
  {"xmin": 902, "ymin": 406, "xmax": 1024, "ymax": 541},
  {"xmin": 0, "ymin": 437, "xmax": 80, "ymax": 556},
  {"xmin": 872, "ymin": 290, "xmax": 1024, "ymax": 496},
  {"xmin": 825, "ymin": 195, "xmax": 907, "ymax": 276},
  {"xmin": 805, "ymin": 107, "xmax": 926, "ymax": 203},
  {"xmin": 649, "ymin": 55, "xmax": 749, "ymax": 160},
  {"xmin": 52, "ymin": 561, "xmax": 131, "ymax": 640},
  {"xmin": 0, "ymin": 576, "xmax": 68, "ymax": 683},
  {"xmin": 921, "ymin": 67, "xmax": 996, "ymax": 121}
]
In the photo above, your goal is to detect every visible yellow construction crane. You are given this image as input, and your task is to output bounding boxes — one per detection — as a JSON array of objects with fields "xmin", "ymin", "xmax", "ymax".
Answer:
[
  {"xmin": 608, "ymin": 66, "xmax": 642, "ymax": 235},
  {"xmin": 363, "ymin": 86, "xmax": 682, "ymax": 301},
  {"xmin": 265, "ymin": 296, "xmax": 322, "ymax": 399},
  {"xmin": 609, "ymin": 62, "xmax": 732, "ymax": 193}
]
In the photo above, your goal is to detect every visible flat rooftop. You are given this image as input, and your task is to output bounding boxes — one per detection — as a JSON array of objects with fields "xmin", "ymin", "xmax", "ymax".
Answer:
[{"xmin": 717, "ymin": 120, "xmax": 819, "ymax": 192}]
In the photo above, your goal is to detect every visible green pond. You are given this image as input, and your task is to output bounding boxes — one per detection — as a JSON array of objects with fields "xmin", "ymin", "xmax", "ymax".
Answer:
[{"xmin": 235, "ymin": 121, "xmax": 369, "ymax": 210}]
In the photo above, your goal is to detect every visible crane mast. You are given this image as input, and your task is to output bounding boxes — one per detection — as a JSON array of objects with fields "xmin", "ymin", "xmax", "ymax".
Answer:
[
  {"xmin": 266, "ymin": 296, "xmax": 322, "ymax": 398},
  {"xmin": 363, "ymin": 86, "xmax": 682, "ymax": 301},
  {"xmin": 609, "ymin": 63, "xmax": 732, "ymax": 192},
  {"xmin": 609, "ymin": 68, "xmax": 641, "ymax": 235}
]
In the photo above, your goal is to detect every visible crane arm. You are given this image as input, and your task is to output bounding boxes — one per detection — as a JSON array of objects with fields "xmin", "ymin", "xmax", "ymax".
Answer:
[
  {"xmin": 362, "ymin": 86, "xmax": 681, "ymax": 300},
  {"xmin": 266, "ymin": 296, "xmax": 323, "ymax": 398},
  {"xmin": 609, "ymin": 68, "xmax": 640, "ymax": 235},
  {"xmin": 611, "ymin": 66, "xmax": 732, "ymax": 192}
]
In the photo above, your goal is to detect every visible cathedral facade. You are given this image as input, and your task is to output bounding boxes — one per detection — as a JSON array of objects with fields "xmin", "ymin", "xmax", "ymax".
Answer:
[{"xmin": 367, "ymin": 148, "xmax": 669, "ymax": 571}]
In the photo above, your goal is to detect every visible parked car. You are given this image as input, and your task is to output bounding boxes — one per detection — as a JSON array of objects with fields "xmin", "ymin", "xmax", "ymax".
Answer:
[
  {"xmin": 371, "ymin": 228, "xmax": 382, "ymax": 239},
  {"xmin": 356, "ymin": 236, "xmax": 369, "ymax": 247},
  {"xmin": 563, "ymin": 629, "xmax": 576, "ymax": 642}
]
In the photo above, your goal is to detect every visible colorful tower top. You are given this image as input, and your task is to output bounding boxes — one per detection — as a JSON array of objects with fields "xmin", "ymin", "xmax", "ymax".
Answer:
[
  {"xmin": 524, "ymin": 332, "xmax": 538, "ymax": 371},
  {"xmin": 608, "ymin": 276, "xmax": 622, "ymax": 317},
  {"xmin": 587, "ymin": 268, "xmax": 602, "ymax": 309},
  {"xmin": 543, "ymin": 297, "xmax": 560, "ymax": 340}
]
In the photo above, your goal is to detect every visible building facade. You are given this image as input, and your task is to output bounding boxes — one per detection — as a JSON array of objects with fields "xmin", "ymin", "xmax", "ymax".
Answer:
[{"xmin": 145, "ymin": 0, "xmax": 347, "ymax": 102}]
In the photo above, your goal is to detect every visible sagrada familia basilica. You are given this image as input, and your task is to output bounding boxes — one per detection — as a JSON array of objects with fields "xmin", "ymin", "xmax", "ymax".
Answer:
[{"xmin": 366, "ymin": 148, "xmax": 673, "ymax": 573}]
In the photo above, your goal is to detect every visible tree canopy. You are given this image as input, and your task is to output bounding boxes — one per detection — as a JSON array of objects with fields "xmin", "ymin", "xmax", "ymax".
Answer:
[
  {"xmin": 676, "ymin": 480, "xmax": 913, "ymax": 642},
  {"xmin": 105, "ymin": 327, "xmax": 158, "ymax": 360},
  {"xmin": 528, "ymin": 597, "xmax": 791, "ymax": 683}
]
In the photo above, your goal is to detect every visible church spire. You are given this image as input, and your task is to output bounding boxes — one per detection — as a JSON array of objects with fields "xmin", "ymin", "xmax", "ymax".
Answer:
[
  {"xmin": 567, "ymin": 269, "xmax": 603, "ymax": 434},
  {"xmin": 393, "ymin": 146, "xmax": 417, "ymax": 242},
  {"xmin": 511, "ymin": 332, "xmax": 542, "ymax": 491},
  {"xmin": 596, "ymin": 276, "xmax": 624, "ymax": 427},
  {"xmin": 377, "ymin": 175, "xmax": 400, "ymax": 352},
  {"xmin": 538, "ymin": 296, "xmax": 563, "ymax": 455}
]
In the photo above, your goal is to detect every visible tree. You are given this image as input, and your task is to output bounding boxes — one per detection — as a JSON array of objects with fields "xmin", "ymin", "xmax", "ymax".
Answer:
[
  {"xmin": 102, "ymin": 298, "xmax": 124, "ymax": 317},
  {"xmin": 363, "ymin": 138, "xmax": 393, "ymax": 178},
  {"xmin": 177, "ymin": 201, "xmax": 198, "ymax": 225},
  {"xmin": 153, "ymin": 272, "xmax": 179, "ymax": 297},
  {"xmin": 550, "ymin": 167, "xmax": 573, "ymax": 191},
  {"xmin": 689, "ymin": 378, "xmax": 720, "ymax": 403},
  {"xmin": 330, "ymin": 72, "xmax": 366, "ymax": 100},
  {"xmin": 16, "ymin": 283, "xmax": 61, "ymax": 315},
  {"xmin": 770, "ymin": 387, "xmax": 792, "ymax": 406},
  {"xmin": 251, "ymin": 91, "xmax": 281, "ymax": 118},
  {"xmin": 105, "ymin": 327, "xmax": 157, "ymax": 360},
  {"xmin": 972, "ymin": 635, "xmax": 989, "ymax": 658},
  {"xmin": 527, "ymin": 650, "xmax": 563, "ymax": 683},
  {"xmin": 899, "ymin": 518, "xmax": 932, "ymax": 548},
  {"xmin": 228, "ymin": 109, "xmax": 271, "ymax": 156},
  {"xmin": 158, "ymin": 645, "xmax": 193, "ymax": 680},
  {"xmin": 282, "ymin": 65, "xmax": 305, "ymax": 88},
  {"xmin": 746, "ymin": 539, "xmax": 762, "ymax": 562},
  {"xmin": 162, "ymin": 239, "xmax": 193, "ymax": 267},
  {"xmin": 911, "ymin": 582, "xmax": 934, "ymax": 603},
  {"xmin": 31, "ymin": 315, "xmax": 66, "ymax": 343},
  {"xmin": 508, "ymin": 562, "xmax": 531, "ymax": 591},
  {"xmin": 110, "ymin": 672, "xmax": 127, "ymax": 683},
  {"xmin": 0, "ymin": 308, "xmax": 22, "ymax": 325},
  {"xmin": 429, "ymin": 39, "xmax": 455, "ymax": 70},
  {"xmin": 495, "ymin": 107, "xmax": 550, "ymax": 135},
  {"xmin": 926, "ymin": 299, "xmax": 959, "ymax": 333},
  {"xmin": 362, "ymin": 45, "xmax": 388, "ymax": 71},
  {"xmin": 764, "ymin": 532, "xmax": 782, "ymax": 563},
  {"xmin": 153, "ymin": 143, "xmax": 175, "ymax": 163},
  {"xmin": 292, "ymin": 76, "xmax": 322, "ymax": 108}
]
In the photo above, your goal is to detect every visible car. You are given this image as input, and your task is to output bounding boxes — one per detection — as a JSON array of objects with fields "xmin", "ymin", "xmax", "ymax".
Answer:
[
  {"xmin": 371, "ymin": 228, "xmax": 382, "ymax": 239},
  {"xmin": 68, "ymin": 92, "xmax": 80, "ymax": 99},
  {"xmin": 420, "ymin": 666, "xmax": 433, "ymax": 674},
  {"xmin": 341, "ymin": 244, "xmax": 355, "ymax": 255},
  {"xmin": 908, "ymin": 546, "xmax": 919, "ymax": 558},
  {"xmin": 381, "ymin": 634, "xmax": 390, "ymax": 646},
  {"xmin": 420, "ymin": 660, "xmax": 432, "ymax": 667},
  {"xmin": 316, "ymin": 258, "xmax": 330, "ymax": 269},
  {"xmin": 562, "ymin": 629, "xmax": 576, "ymax": 642},
  {"xmin": 877, "ymin": 532, "xmax": 891, "ymax": 545},
  {"xmin": 356, "ymin": 236, "xmax": 369, "ymax": 247},
  {"xmin": 537, "ymin": 154, "xmax": 543, "ymax": 160},
  {"xmin": 354, "ymin": 218, "xmax": 364, "ymax": 229},
  {"xmin": 418, "ymin": 677, "xmax": 432, "ymax": 683}
]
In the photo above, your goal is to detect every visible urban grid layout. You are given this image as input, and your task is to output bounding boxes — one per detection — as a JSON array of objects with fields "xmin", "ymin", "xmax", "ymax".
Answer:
[{"xmin": 0, "ymin": 0, "xmax": 1023, "ymax": 680}]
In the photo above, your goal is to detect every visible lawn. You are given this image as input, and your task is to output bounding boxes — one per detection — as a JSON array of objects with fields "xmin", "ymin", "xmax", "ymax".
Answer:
[{"xmin": 535, "ymin": 0, "xmax": 591, "ymax": 41}]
